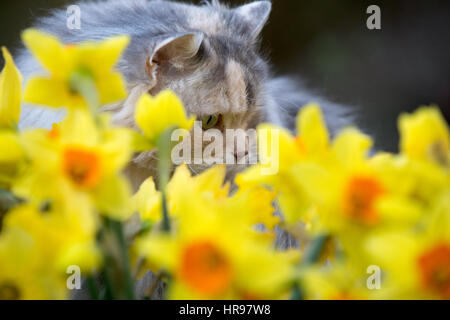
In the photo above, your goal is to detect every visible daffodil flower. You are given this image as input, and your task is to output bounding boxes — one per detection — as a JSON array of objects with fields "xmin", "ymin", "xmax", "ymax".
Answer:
[
  {"xmin": 399, "ymin": 106, "xmax": 449, "ymax": 167},
  {"xmin": 137, "ymin": 198, "xmax": 294, "ymax": 299},
  {"xmin": 0, "ymin": 228, "xmax": 67, "ymax": 299},
  {"xmin": 237, "ymin": 104, "xmax": 331, "ymax": 227},
  {"xmin": 22, "ymin": 29, "xmax": 129, "ymax": 110},
  {"xmin": 0, "ymin": 47, "xmax": 26, "ymax": 187},
  {"xmin": 0, "ymin": 131, "xmax": 25, "ymax": 188},
  {"xmin": 14, "ymin": 109, "xmax": 133, "ymax": 220},
  {"xmin": 133, "ymin": 164, "xmax": 278, "ymax": 232},
  {"xmin": 135, "ymin": 90, "xmax": 195, "ymax": 145},
  {"xmin": 366, "ymin": 194, "xmax": 450, "ymax": 299},
  {"xmin": 5, "ymin": 200, "xmax": 101, "ymax": 275},
  {"xmin": 0, "ymin": 47, "xmax": 22, "ymax": 130},
  {"xmin": 300, "ymin": 263, "xmax": 375, "ymax": 300}
]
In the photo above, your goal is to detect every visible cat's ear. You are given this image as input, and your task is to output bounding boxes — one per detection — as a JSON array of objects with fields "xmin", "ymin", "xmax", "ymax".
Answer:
[
  {"xmin": 234, "ymin": 1, "xmax": 272, "ymax": 40},
  {"xmin": 146, "ymin": 32, "xmax": 203, "ymax": 77}
]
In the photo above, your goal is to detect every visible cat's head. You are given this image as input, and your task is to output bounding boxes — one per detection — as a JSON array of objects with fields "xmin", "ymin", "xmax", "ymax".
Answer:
[{"xmin": 115, "ymin": 1, "xmax": 272, "ymax": 181}]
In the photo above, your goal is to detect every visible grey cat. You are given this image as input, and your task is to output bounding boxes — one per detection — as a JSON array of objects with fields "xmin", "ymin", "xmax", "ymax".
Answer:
[
  {"xmin": 16, "ymin": 0, "xmax": 352, "ymax": 298},
  {"xmin": 17, "ymin": 0, "xmax": 351, "ymax": 186}
]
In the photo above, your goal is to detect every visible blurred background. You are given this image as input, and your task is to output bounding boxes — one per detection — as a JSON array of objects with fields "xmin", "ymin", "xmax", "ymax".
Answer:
[{"xmin": 0, "ymin": 0, "xmax": 449, "ymax": 151}]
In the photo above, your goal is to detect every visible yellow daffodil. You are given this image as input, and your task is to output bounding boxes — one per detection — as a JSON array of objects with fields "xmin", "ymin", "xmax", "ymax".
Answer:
[
  {"xmin": 300, "ymin": 264, "xmax": 375, "ymax": 300},
  {"xmin": 399, "ymin": 106, "xmax": 449, "ymax": 167},
  {"xmin": 133, "ymin": 164, "xmax": 278, "ymax": 232},
  {"xmin": 293, "ymin": 129, "xmax": 431, "ymax": 269},
  {"xmin": 366, "ymin": 194, "xmax": 450, "ymax": 299},
  {"xmin": 132, "ymin": 176, "xmax": 162, "ymax": 223},
  {"xmin": 370, "ymin": 152, "xmax": 448, "ymax": 213},
  {"xmin": 293, "ymin": 128, "xmax": 380, "ymax": 229},
  {"xmin": 133, "ymin": 163, "xmax": 286, "ymax": 299},
  {"xmin": 0, "ymin": 47, "xmax": 26, "ymax": 188},
  {"xmin": 226, "ymin": 185, "xmax": 279, "ymax": 231},
  {"xmin": 0, "ymin": 228, "xmax": 67, "ymax": 299},
  {"xmin": 137, "ymin": 206, "xmax": 294, "ymax": 299},
  {"xmin": 236, "ymin": 126, "xmax": 309, "ymax": 226},
  {"xmin": 22, "ymin": 29, "xmax": 129, "ymax": 109},
  {"xmin": 0, "ymin": 47, "xmax": 22, "ymax": 129},
  {"xmin": 296, "ymin": 103, "xmax": 330, "ymax": 159},
  {"xmin": 237, "ymin": 104, "xmax": 330, "ymax": 227},
  {"xmin": 135, "ymin": 90, "xmax": 195, "ymax": 145},
  {"xmin": 4, "ymin": 199, "xmax": 101, "ymax": 274},
  {"xmin": 132, "ymin": 164, "xmax": 228, "ymax": 224},
  {"xmin": 0, "ymin": 131, "xmax": 26, "ymax": 188},
  {"xmin": 14, "ymin": 109, "xmax": 133, "ymax": 220}
]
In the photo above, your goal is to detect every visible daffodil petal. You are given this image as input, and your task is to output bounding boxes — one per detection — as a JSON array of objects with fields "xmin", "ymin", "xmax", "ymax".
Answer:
[
  {"xmin": 93, "ymin": 175, "xmax": 132, "ymax": 221},
  {"xmin": 0, "ymin": 47, "xmax": 22, "ymax": 128},
  {"xmin": 135, "ymin": 90, "xmax": 194, "ymax": 141},
  {"xmin": 297, "ymin": 103, "xmax": 330, "ymax": 155},
  {"xmin": 21, "ymin": 29, "xmax": 72, "ymax": 78},
  {"xmin": 77, "ymin": 35, "xmax": 130, "ymax": 73},
  {"xmin": 96, "ymin": 72, "xmax": 127, "ymax": 105},
  {"xmin": 24, "ymin": 77, "xmax": 71, "ymax": 108}
]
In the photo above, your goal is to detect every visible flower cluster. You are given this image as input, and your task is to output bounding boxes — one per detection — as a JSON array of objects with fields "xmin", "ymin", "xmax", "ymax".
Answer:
[
  {"xmin": 238, "ymin": 104, "xmax": 449, "ymax": 299},
  {"xmin": 0, "ymin": 30, "xmax": 448, "ymax": 300}
]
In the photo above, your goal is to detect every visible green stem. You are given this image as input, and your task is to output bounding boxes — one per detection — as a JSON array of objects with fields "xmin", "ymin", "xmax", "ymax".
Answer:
[
  {"xmin": 110, "ymin": 219, "xmax": 135, "ymax": 300},
  {"xmin": 290, "ymin": 285, "xmax": 304, "ymax": 301},
  {"xmin": 101, "ymin": 262, "xmax": 115, "ymax": 300},
  {"xmin": 69, "ymin": 69, "xmax": 100, "ymax": 114},
  {"xmin": 301, "ymin": 234, "xmax": 330, "ymax": 266},
  {"xmin": 291, "ymin": 234, "xmax": 330, "ymax": 300},
  {"xmin": 161, "ymin": 192, "xmax": 170, "ymax": 232},
  {"xmin": 86, "ymin": 275, "xmax": 99, "ymax": 300},
  {"xmin": 156, "ymin": 127, "xmax": 175, "ymax": 232},
  {"xmin": 0, "ymin": 189, "xmax": 24, "ymax": 231},
  {"xmin": 98, "ymin": 221, "xmax": 115, "ymax": 300}
]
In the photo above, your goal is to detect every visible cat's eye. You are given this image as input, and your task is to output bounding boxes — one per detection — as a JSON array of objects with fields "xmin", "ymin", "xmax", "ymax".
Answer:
[{"xmin": 201, "ymin": 115, "xmax": 219, "ymax": 130}]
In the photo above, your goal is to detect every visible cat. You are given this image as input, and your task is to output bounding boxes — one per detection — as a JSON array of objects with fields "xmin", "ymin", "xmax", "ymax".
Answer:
[
  {"xmin": 16, "ymin": 0, "xmax": 353, "ymax": 298},
  {"xmin": 16, "ymin": 0, "xmax": 352, "ymax": 190}
]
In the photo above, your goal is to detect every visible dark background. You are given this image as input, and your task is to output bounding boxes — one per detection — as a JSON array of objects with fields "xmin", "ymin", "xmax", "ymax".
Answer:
[{"xmin": 1, "ymin": 0, "xmax": 449, "ymax": 151}]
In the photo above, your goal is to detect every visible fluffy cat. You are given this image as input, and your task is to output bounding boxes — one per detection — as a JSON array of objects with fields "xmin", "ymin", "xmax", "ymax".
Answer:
[
  {"xmin": 15, "ymin": 0, "xmax": 354, "ymax": 299},
  {"xmin": 17, "ymin": 0, "xmax": 351, "ymax": 190}
]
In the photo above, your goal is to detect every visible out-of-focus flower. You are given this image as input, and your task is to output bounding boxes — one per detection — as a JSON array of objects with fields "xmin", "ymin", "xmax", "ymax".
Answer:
[
  {"xmin": 134, "ymin": 162, "xmax": 288, "ymax": 299},
  {"xmin": 4, "ymin": 200, "xmax": 101, "ymax": 274},
  {"xmin": 133, "ymin": 164, "xmax": 278, "ymax": 232},
  {"xmin": 132, "ymin": 176, "xmax": 162, "ymax": 223},
  {"xmin": 22, "ymin": 29, "xmax": 129, "ymax": 109},
  {"xmin": 132, "ymin": 164, "xmax": 228, "ymax": 225},
  {"xmin": 137, "ymin": 204, "xmax": 294, "ymax": 299},
  {"xmin": 399, "ymin": 106, "xmax": 449, "ymax": 167},
  {"xmin": 369, "ymin": 152, "xmax": 447, "ymax": 215},
  {"xmin": 0, "ymin": 48, "xmax": 25, "ymax": 188},
  {"xmin": 237, "ymin": 104, "xmax": 327, "ymax": 226},
  {"xmin": 226, "ymin": 186, "xmax": 279, "ymax": 231},
  {"xmin": 300, "ymin": 264, "xmax": 374, "ymax": 300},
  {"xmin": 0, "ymin": 47, "xmax": 22, "ymax": 130},
  {"xmin": 294, "ymin": 128, "xmax": 430, "ymax": 269},
  {"xmin": 14, "ymin": 109, "xmax": 133, "ymax": 220},
  {"xmin": 366, "ymin": 193, "xmax": 450, "ymax": 299},
  {"xmin": 135, "ymin": 90, "xmax": 195, "ymax": 146},
  {"xmin": 0, "ymin": 228, "xmax": 67, "ymax": 299},
  {"xmin": 0, "ymin": 131, "xmax": 25, "ymax": 188}
]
